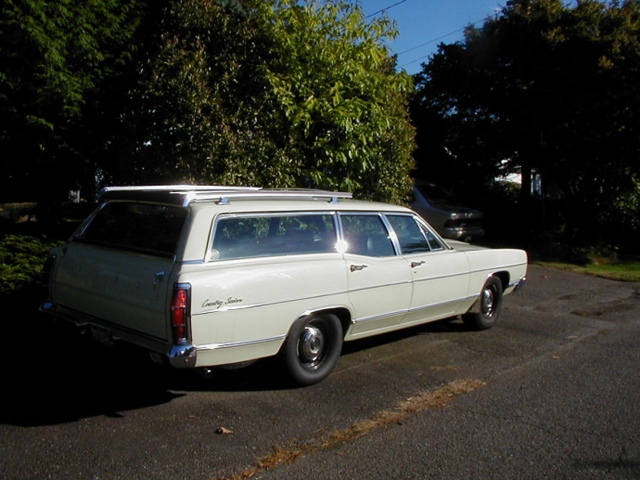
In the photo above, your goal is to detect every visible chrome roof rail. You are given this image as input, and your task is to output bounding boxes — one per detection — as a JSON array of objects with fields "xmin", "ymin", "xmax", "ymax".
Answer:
[{"xmin": 98, "ymin": 185, "xmax": 353, "ymax": 206}]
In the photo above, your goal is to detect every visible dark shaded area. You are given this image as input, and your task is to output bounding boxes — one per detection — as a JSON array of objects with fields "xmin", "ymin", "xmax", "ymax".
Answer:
[
  {"xmin": 3, "ymin": 298, "xmax": 182, "ymax": 427},
  {"xmin": 3, "ymin": 283, "xmax": 475, "ymax": 428}
]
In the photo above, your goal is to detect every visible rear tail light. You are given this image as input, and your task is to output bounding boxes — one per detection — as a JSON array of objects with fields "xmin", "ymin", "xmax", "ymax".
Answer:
[{"xmin": 171, "ymin": 284, "xmax": 191, "ymax": 344}]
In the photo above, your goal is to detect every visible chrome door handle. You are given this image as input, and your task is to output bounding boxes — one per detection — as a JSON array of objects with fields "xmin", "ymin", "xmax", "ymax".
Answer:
[
  {"xmin": 350, "ymin": 264, "xmax": 368, "ymax": 272},
  {"xmin": 411, "ymin": 261, "xmax": 426, "ymax": 268}
]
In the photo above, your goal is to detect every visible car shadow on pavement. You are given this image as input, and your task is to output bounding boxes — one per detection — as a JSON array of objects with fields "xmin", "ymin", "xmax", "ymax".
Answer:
[
  {"xmin": 177, "ymin": 317, "xmax": 473, "ymax": 393},
  {"xmin": 3, "ymin": 307, "xmax": 470, "ymax": 427},
  {"xmin": 340, "ymin": 316, "xmax": 470, "ymax": 356},
  {"xmin": 3, "ymin": 308, "xmax": 304, "ymax": 426},
  {"xmin": 2, "ymin": 305, "xmax": 186, "ymax": 427}
]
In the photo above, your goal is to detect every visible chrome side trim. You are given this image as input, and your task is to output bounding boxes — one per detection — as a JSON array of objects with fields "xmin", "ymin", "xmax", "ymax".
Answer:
[
  {"xmin": 410, "ymin": 264, "xmax": 526, "ymax": 286},
  {"xmin": 193, "ymin": 289, "xmax": 349, "ymax": 316},
  {"xmin": 412, "ymin": 271, "xmax": 469, "ymax": 284},
  {"xmin": 408, "ymin": 295, "xmax": 478, "ymax": 315},
  {"xmin": 352, "ymin": 308, "xmax": 409, "ymax": 324},
  {"xmin": 472, "ymin": 263, "xmax": 527, "ymax": 275},
  {"xmin": 197, "ymin": 334, "xmax": 286, "ymax": 352},
  {"xmin": 346, "ymin": 280, "xmax": 412, "ymax": 295}
]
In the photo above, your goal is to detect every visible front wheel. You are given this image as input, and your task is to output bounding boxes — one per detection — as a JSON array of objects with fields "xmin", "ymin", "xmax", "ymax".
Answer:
[
  {"xmin": 462, "ymin": 276, "xmax": 503, "ymax": 331},
  {"xmin": 281, "ymin": 314, "xmax": 343, "ymax": 387}
]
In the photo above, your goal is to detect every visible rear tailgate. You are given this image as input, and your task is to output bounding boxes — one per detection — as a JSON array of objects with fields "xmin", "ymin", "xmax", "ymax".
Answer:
[
  {"xmin": 53, "ymin": 242, "xmax": 174, "ymax": 340},
  {"xmin": 50, "ymin": 200, "xmax": 188, "ymax": 340}
]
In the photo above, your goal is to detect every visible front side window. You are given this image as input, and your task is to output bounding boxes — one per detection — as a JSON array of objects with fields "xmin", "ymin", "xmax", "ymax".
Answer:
[
  {"xmin": 76, "ymin": 202, "xmax": 187, "ymax": 258},
  {"xmin": 386, "ymin": 215, "xmax": 431, "ymax": 254},
  {"xmin": 420, "ymin": 222, "xmax": 445, "ymax": 251},
  {"xmin": 340, "ymin": 214, "xmax": 395, "ymax": 257},
  {"xmin": 211, "ymin": 214, "xmax": 336, "ymax": 260}
]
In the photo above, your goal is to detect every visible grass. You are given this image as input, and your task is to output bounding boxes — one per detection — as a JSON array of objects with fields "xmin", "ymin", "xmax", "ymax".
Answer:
[
  {"xmin": 0, "ymin": 234, "xmax": 61, "ymax": 295},
  {"xmin": 537, "ymin": 260, "xmax": 640, "ymax": 282},
  {"xmin": 222, "ymin": 379, "xmax": 485, "ymax": 480}
]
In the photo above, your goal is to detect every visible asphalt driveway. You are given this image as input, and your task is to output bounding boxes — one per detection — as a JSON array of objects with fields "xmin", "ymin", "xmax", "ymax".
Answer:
[{"xmin": 2, "ymin": 264, "xmax": 639, "ymax": 479}]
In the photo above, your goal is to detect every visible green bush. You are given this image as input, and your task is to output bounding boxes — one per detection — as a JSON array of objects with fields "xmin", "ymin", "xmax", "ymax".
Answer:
[{"xmin": 0, "ymin": 235, "xmax": 61, "ymax": 295}]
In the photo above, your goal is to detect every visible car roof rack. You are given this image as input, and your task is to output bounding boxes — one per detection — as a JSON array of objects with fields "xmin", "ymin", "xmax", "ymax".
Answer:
[{"xmin": 98, "ymin": 185, "xmax": 353, "ymax": 206}]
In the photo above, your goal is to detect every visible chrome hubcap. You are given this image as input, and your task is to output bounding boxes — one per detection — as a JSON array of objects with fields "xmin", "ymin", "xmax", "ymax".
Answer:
[
  {"xmin": 300, "ymin": 325, "xmax": 325, "ymax": 366},
  {"xmin": 482, "ymin": 288, "xmax": 495, "ymax": 316}
]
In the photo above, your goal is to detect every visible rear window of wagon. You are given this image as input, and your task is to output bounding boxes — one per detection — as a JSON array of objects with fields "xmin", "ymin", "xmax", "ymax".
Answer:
[{"xmin": 76, "ymin": 202, "xmax": 188, "ymax": 258}]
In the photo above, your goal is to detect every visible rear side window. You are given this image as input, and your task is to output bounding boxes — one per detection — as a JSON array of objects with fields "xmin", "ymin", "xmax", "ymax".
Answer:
[
  {"xmin": 76, "ymin": 202, "xmax": 187, "ymax": 258},
  {"xmin": 211, "ymin": 214, "xmax": 336, "ymax": 260}
]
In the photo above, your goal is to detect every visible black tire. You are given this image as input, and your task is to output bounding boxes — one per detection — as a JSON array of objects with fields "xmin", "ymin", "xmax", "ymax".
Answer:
[
  {"xmin": 462, "ymin": 276, "xmax": 503, "ymax": 331},
  {"xmin": 281, "ymin": 314, "xmax": 343, "ymax": 387}
]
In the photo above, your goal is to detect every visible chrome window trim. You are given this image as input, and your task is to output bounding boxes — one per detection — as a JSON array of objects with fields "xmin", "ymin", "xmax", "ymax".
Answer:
[
  {"xmin": 382, "ymin": 212, "xmax": 434, "ymax": 255},
  {"xmin": 413, "ymin": 215, "xmax": 449, "ymax": 251},
  {"xmin": 379, "ymin": 213, "xmax": 403, "ymax": 255},
  {"xmin": 336, "ymin": 211, "xmax": 399, "ymax": 257}
]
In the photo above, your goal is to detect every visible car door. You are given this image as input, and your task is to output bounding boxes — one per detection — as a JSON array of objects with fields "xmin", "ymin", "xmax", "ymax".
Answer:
[
  {"xmin": 385, "ymin": 214, "xmax": 470, "ymax": 324},
  {"xmin": 339, "ymin": 213, "xmax": 412, "ymax": 335}
]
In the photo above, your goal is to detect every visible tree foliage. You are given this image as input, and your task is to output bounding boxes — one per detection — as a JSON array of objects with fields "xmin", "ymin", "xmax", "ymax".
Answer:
[
  {"xmin": 0, "ymin": 0, "xmax": 143, "ymax": 203},
  {"xmin": 412, "ymin": 0, "xmax": 640, "ymax": 243},
  {"xmin": 1, "ymin": 0, "xmax": 414, "ymax": 206},
  {"xmin": 117, "ymin": 0, "xmax": 414, "ymax": 203}
]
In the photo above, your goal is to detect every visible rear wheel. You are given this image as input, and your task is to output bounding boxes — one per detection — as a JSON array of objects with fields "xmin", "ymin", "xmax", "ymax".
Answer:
[
  {"xmin": 281, "ymin": 314, "xmax": 343, "ymax": 387},
  {"xmin": 462, "ymin": 276, "xmax": 503, "ymax": 330}
]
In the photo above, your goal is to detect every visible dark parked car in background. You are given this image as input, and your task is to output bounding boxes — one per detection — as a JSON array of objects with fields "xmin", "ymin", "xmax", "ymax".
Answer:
[{"xmin": 411, "ymin": 183, "xmax": 484, "ymax": 242}]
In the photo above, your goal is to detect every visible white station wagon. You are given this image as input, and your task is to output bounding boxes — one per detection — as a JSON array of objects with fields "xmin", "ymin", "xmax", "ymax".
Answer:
[{"xmin": 41, "ymin": 186, "xmax": 527, "ymax": 386}]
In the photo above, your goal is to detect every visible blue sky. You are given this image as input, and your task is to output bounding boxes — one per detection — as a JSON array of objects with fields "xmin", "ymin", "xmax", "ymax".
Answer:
[{"xmin": 361, "ymin": 0, "xmax": 504, "ymax": 74}]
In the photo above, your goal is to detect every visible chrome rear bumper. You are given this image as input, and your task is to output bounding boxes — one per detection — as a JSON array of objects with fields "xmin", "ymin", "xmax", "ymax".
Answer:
[
  {"xmin": 39, "ymin": 302, "xmax": 197, "ymax": 368},
  {"xmin": 513, "ymin": 276, "xmax": 527, "ymax": 291}
]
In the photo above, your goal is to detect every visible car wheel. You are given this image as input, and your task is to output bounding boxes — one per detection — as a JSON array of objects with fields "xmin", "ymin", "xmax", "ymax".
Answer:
[
  {"xmin": 281, "ymin": 314, "xmax": 343, "ymax": 386},
  {"xmin": 463, "ymin": 276, "xmax": 503, "ymax": 330}
]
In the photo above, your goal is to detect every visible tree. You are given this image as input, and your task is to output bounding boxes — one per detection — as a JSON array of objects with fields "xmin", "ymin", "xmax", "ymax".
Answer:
[
  {"xmin": 0, "ymin": 0, "xmax": 144, "ymax": 206},
  {"xmin": 116, "ymin": 0, "xmax": 415, "ymax": 203},
  {"xmin": 413, "ymin": 0, "xmax": 640, "ymax": 244}
]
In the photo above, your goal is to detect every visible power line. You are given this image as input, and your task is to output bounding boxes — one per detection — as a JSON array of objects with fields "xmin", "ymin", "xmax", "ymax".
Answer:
[
  {"xmin": 364, "ymin": 2, "xmax": 494, "ymax": 70},
  {"xmin": 365, "ymin": 0, "xmax": 409, "ymax": 19},
  {"xmin": 398, "ymin": 17, "xmax": 492, "ymax": 70},
  {"xmin": 396, "ymin": 22, "xmax": 477, "ymax": 56}
]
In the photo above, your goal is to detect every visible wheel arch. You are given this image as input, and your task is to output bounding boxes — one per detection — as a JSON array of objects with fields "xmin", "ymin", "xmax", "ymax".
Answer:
[
  {"xmin": 468, "ymin": 272, "xmax": 509, "ymax": 314},
  {"xmin": 492, "ymin": 271, "xmax": 510, "ymax": 293},
  {"xmin": 295, "ymin": 306, "xmax": 352, "ymax": 339}
]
